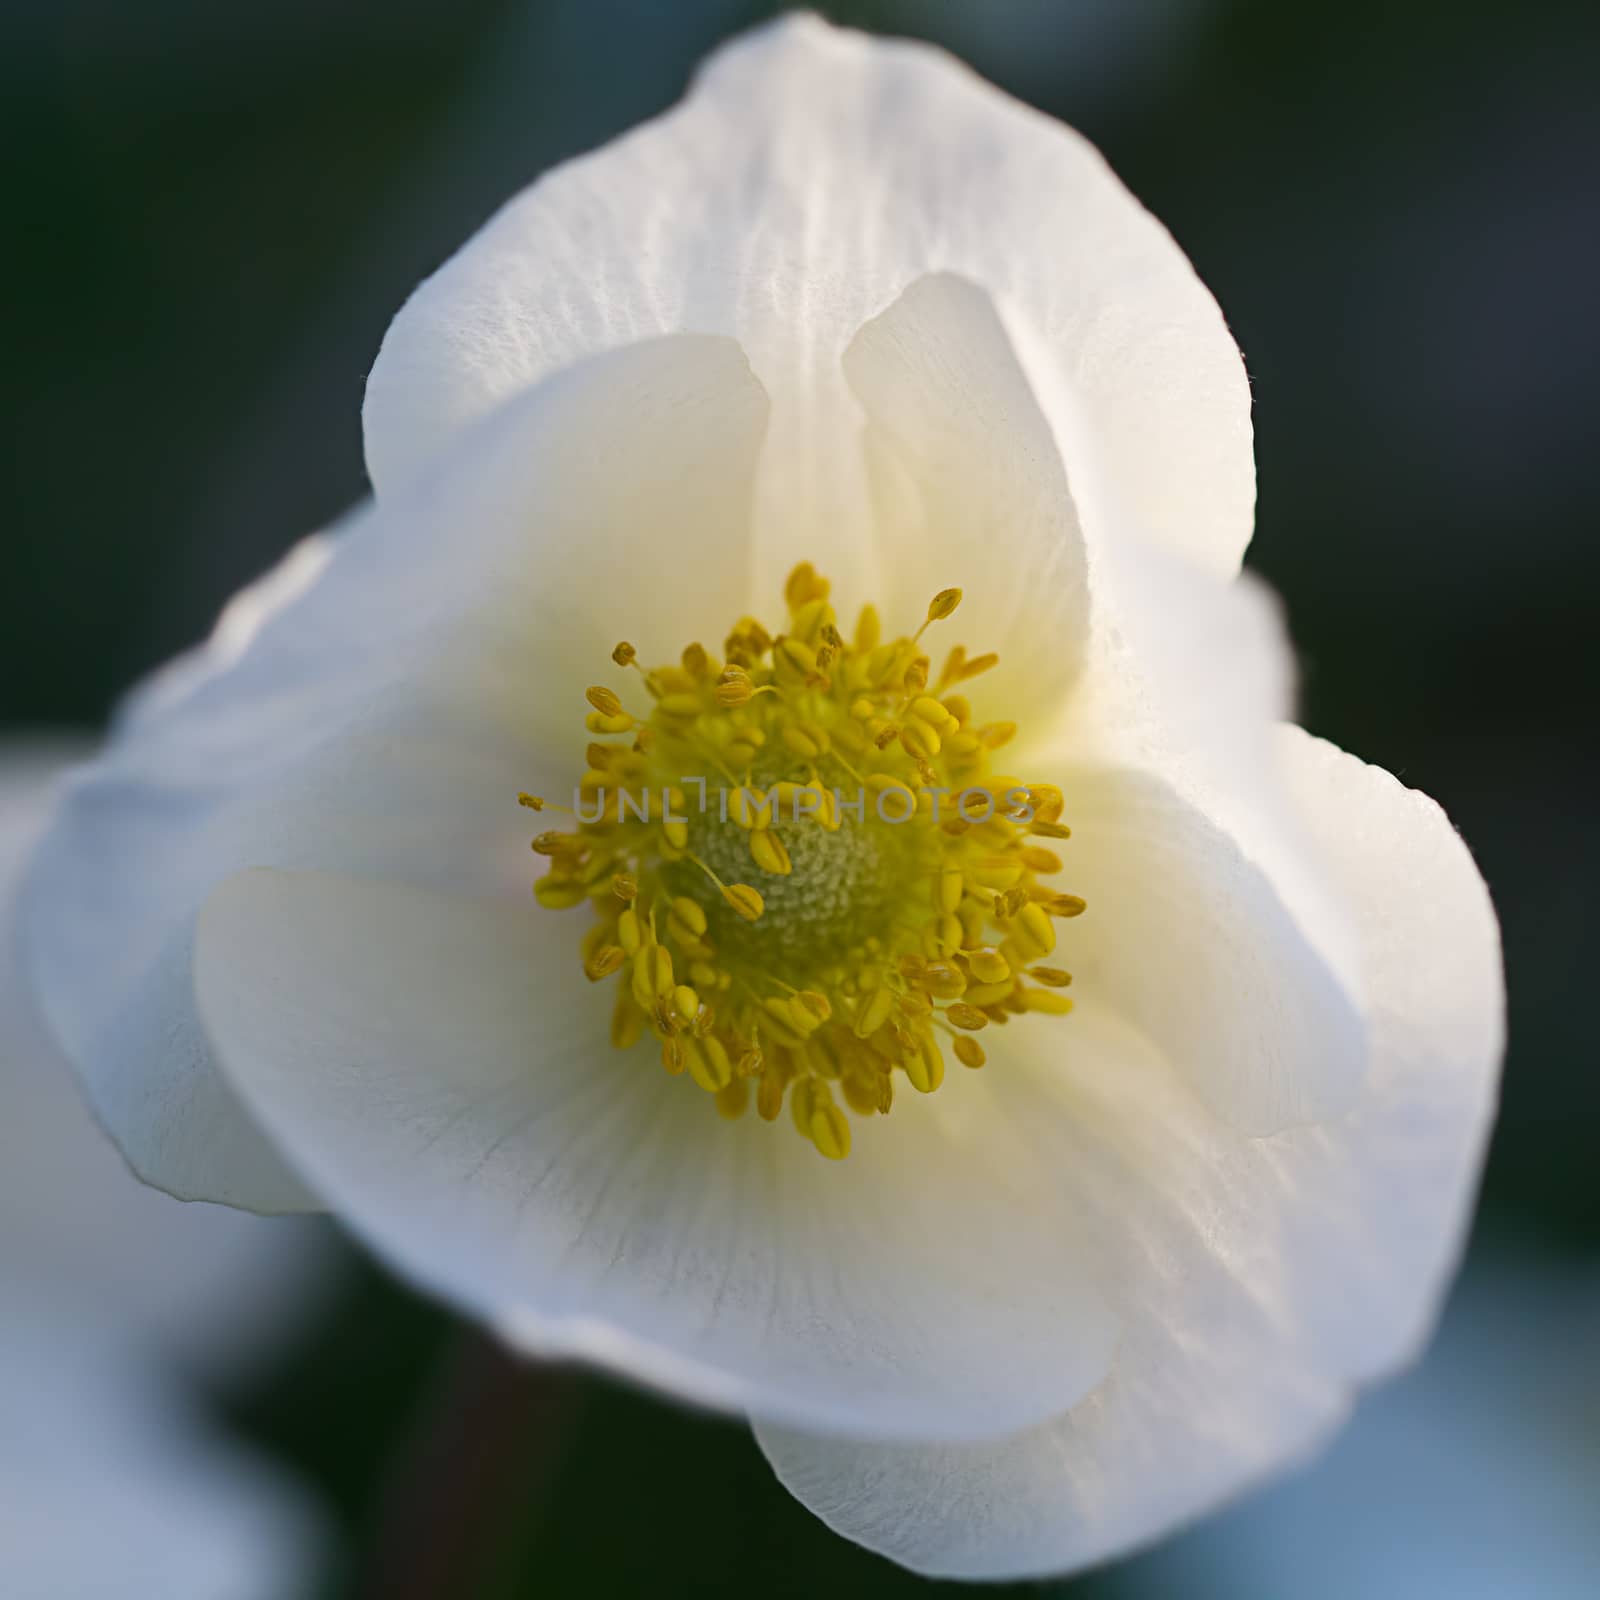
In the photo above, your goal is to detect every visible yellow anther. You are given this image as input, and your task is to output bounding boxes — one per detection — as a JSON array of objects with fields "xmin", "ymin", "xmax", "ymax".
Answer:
[
  {"xmin": 756, "ymin": 1067, "xmax": 785, "ymax": 1121},
  {"xmin": 722, "ymin": 883, "xmax": 765, "ymax": 922},
  {"xmin": 534, "ymin": 877, "xmax": 588, "ymax": 909},
  {"xmin": 779, "ymin": 637, "xmax": 818, "ymax": 675},
  {"xmin": 904, "ymin": 1037, "xmax": 945, "ymax": 1094},
  {"xmin": 1039, "ymin": 892, "xmax": 1087, "ymax": 918},
  {"xmin": 788, "ymin": 1077, "xmax": 817, "ymax": 1136},
  {"xmin": 791, "ymin": 598, "xmax": 830, "ymax": 639},
  {"xmin": 853, "ymin": 986, "xmax": 895, "ymax": 1038},
  {"xmin": 995, "ymin": 886, "xmax": 1029, "ymax": 919},
  {"xmin": 655, "ymin": 693, "xmax": 703, "ymax": 718},
  {"xmin": 964, "ymin": 978, "xmax": 1013, "ymax": 1009},
  {"xmin": 938, "ymin": 866, "xmax": 965, "ymax": 914},
  {"xmin": 517, "ymin": 793, "xmax": 546, "ymax": 811},
  {"xmin": 631, "ymin": 945, "xmax": 674, "ymax": 1009},
  {"xmin": 716, "ymin": 1077, "xmax": 750, "ymax": 1120},
  {"xmin": 968, "ymin": 948, "xmax": 1011, "ymax": 985},
  {"xmin": 864, "ymin": 772, "xmax": 914, "ymax": 797},
  {"xmin": 923, "ymin": 962, "xmax": 967, "ymax": 1000},
  {"xmin": 611, "ymin": 993, "xmax": 645, "ymax": 1050},
  {"xmin": 781, "ymin": 726, "xmax": 821, "ymax": 759},
  {"xmin": 1017, "ymin": 902, "xmax": 1057, "ymax": 956},
  {"xmin": 842, "ymin": 1072, "xmax": 882, "ymax": 1117},
  {"xmin": 685, "ymin": 1035, "xmax": 734, "ymax": 1093},
  {"xmin": 1021, "ymin": 988, "xmax": 1075, "ymax": 1015},
  {"xmin": 585, "ymin": 946, "xmax": 626, "ymax": 981},
  {"xmin": 953, "ymin": 1036, "xmax": 986, "ymax": 1070},
  {"xmin": 967, "ymin": 859, "xmax": 1023, "ymax": 891},
  {"xmin": 763, "ymin": 996, "xmax": 815, "ymax": 1039},
  {"xmin": 749, "ymin": 828, "xmax": 792, "ymax": 876},
  {"xmin": 716, "ymin": 669, "xmax": 754, "ymax": 707},
  {"xmin": 531, "ymin": 564, "xmax": 1085, "ymax": 1155},
  {"xmin": 785, "ymin": 561, "xmax": 829, "ymax": 608},
  {"xmin": 1029, "ymin": 966, "xmax": 1073, "ymax": 987},
  {"xmin": 797, "ymin": 990, "xmax": 832, "ymax": 1024},
  {"xmin": 810, "ymin": 1099, "xmax": 851, "ymax": 1161},
  {"xmin": 1029, "ymin": 785, "xmax": 1066, "ymax": 823}
]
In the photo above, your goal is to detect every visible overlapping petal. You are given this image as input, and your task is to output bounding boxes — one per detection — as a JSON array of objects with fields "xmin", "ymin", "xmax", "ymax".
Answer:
[
  {"xmin": 192, "ymin": 866, "xmax": 1117, "ymax": 1441},
  {"xmin": 1, "ymin": 746, "xmax": 333, "ymax": 1599},
  {"xmin": 9, "ymin": 13, "xmax": 1502, "ymax": 1580},
  {"xmin": 756, "ymin": 731, "xmax": 1502, "ymax": 1578},
  {"xmin": 365, "ymin": 15, "xmax": 1253, "ymax": 590},
  {"xmin": 20, "ymin": 336, "xmax": 768, "ymax": 1210}
]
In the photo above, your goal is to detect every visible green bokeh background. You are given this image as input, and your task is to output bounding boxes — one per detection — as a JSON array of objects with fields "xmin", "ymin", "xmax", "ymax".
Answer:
[{"xmin": 4, "ymin": 1, "xmax": 1595, "ymax": 1594}]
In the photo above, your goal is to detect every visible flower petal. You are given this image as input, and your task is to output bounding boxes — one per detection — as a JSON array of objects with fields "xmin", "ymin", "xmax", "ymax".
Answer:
[
  {"xmin": 193, "ymin": 866, "xmax": 1119, "ymax": 1441},
  {"xmin": 365, "ymin": 14, "xmax": 1253, "ymax": 588},
  {"xmin": 0, "ymin": 742, "xmax": 339, "ymax": 1381},
  {"xmin": 1046, "ymin": 761, "xmax": 1367, "ymax": 1133},
  {"xmin": 841, "ymin": 271, "xmax": 1090, "ymax": 709},
  {"xmin": 755, "ymin": 732, "xmax": 1502, "ymax": 1578},
  {"xmin": 19, "ymin": 335, "xmax": 768, "ymax": 1211}
]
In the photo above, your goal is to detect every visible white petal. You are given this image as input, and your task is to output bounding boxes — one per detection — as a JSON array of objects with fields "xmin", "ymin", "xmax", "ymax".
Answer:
[
  {"xmin": 0, "ymin": 743, "xmax": 340, "ymax": 1382},
  {"xmin": 1046, "ymin": 762, "xmax": 1366, "ymax": 1133},
  {"xmin": 1122, "ymin": 1253, "xmax": 1600, "ymax": 1600},
  {"xmin": 19, "ymin": 335, "xmax": 768, "ymax": 1211},
  {"xmin": 756, "ymin": 732, "xmax": 1503, "ymax": 1578},
  {"xmin": 365, "ymin": 14, "xmax": 1253, "ymax": 590},
  {"xmin": 841, "ymin": 272, "xmax": 1090, "ymax": 706},
  {"xmin": 1267, "ymin": 727, "xmax": 1503, "ymax": 1379},
  {"xmin": 194, "ymin": 867, "xmax": 1119, "ymax": 1441}
]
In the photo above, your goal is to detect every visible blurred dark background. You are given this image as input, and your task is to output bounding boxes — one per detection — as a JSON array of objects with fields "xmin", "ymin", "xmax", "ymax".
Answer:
[{"xmin": 4, "ymin": 0, "xmax": 1596, "ymax": 1595}]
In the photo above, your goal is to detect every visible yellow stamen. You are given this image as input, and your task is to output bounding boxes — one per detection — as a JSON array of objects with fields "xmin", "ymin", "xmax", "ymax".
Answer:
[{"xmin": 524, "ymin": 567, "xmax": 1085, "ymax": 1160}]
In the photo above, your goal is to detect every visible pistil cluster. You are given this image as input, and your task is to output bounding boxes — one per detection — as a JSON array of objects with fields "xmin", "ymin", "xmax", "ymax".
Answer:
[{"xmin": 522, "ymin": 565, "xmax": 1084, "ymax": 1160}]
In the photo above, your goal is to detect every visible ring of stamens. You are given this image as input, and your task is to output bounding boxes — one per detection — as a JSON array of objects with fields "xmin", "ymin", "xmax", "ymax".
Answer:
[{"xmin": 521, "ymin": 564, "xmax": 1085, "ymax": 1161}]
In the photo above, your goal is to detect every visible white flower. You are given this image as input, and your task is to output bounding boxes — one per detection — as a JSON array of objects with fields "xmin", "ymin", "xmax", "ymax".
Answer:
[
  {"xmin": 1, "ymin": 745, "xmax": 334, "ymax": 1600},
  {"xmin": 1118, "ymin": 1252, "xmax": 1600, "ymax": 1599},
  {"xmin": 17, "ymin": 16, "xmax": 1502, "ymax": 1581}
]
